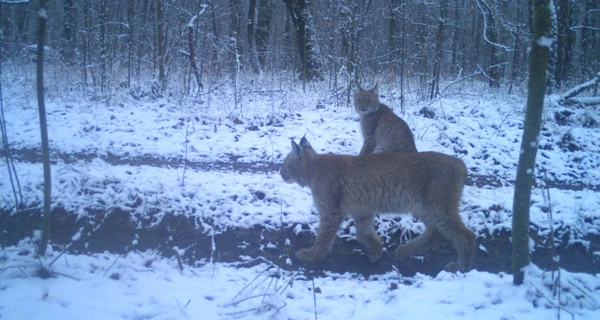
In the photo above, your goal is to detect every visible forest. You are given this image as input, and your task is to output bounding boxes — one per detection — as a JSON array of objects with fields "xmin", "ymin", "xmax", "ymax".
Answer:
[
  {"xmin": 2, "ymin": 0, "xmax": 598, "ymax": 100},
  {"xmin": 1, "ymin": 0, "xmax": 600, "ymax": 319}
]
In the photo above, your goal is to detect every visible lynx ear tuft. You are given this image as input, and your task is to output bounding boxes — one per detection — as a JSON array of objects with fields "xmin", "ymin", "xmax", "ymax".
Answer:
[
  {"xmin": 356, "ymin": 80, "xmax": 365, "ymax": 92},
  {"xmin": 370, "ymin": 82, "xmax": 379, "ymax": 93},
  {"xmin": 299, "ymin": 136, "xmax": 312, "ymax": 149},
  {"xmin": 291, "ymin": 139, "xmax": 301, "ymax": 156}
]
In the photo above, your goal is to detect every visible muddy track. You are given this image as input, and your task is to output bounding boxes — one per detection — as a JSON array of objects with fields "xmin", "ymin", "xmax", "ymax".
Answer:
[
  {"xmin": 2, "ymin": 207, "xmax": 599, "ymax": 277},
  {"xmin": 3, "ymin": 148, "xmax": 599, "ymax": 192},
  {"xmin": 3, "ymin": 148, "xmax": 600, "ymax": 277}
]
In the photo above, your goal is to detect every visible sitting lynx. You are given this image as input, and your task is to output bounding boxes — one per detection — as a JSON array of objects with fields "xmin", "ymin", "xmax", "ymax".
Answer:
[
  {"xmin": 280, "ymin": 137, "xmax": 474, "ymax": 272},
  {"xmin": 354, "ymin": 83, "xmax": 417, "ymax": 154}
]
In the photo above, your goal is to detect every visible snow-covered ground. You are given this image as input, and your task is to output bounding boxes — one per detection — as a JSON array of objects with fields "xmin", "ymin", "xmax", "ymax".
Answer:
[
  {"xmin": 1, "ymin": 68, "xmax": 600, "ymax": 318},
  {"xmin": 2, "ymin": 240, "xmax": 599, "ymax": 320}
]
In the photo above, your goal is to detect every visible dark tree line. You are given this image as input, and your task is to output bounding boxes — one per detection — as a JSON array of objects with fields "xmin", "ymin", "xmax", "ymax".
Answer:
[{"xmin": 1, "ymin": 0, "xmax": 598, "ymax": 99}]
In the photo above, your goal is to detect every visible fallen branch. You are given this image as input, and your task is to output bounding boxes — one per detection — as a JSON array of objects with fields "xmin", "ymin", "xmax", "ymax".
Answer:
[
  {"xmin": 561, "ymin": 97, "xmax": 600, "ymax": 108},
  {"xmin": 558, "ymin": 72, "xmax": 600, "ymax": 105}
]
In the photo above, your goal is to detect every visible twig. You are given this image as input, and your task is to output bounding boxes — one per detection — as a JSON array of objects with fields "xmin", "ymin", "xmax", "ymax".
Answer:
[
  {"xmin": 541, "ymin": 169, "xmax": 559, "ymax": 273},
  {"xmin": 49, "ymin": 246, "xmax": 71, "ymax": 267},
  {"xmin": 18, "ymin": 266, "xmax": 30, "ymax": 278},
  {"xmin": 230, "ymin": 293, "xmax": 277, "ymax": 307},
  {"xmin": 277, "ymin": 267, "xmax": 305, "ymax": 295},
  {"xmin": 566, "ymin": 279, "xmax": 599, "ymax": 309},
  {"xmin": 527, "ymin": 280, "xmax": 575, "ymax": 320},
  {"xmin": 103, "ymin": 255, "xmax": 121, "ymax": 277},
  {"xmin": 174, "ymin": 248, "xmax": 184, "ymax": 272},
  {"xmin": 312, "ymin": 277, "xmax": 318, "ymax": 320},
  {"xmin": 232, "ymin": 265, "xmax": 273, "ymax": 302}
]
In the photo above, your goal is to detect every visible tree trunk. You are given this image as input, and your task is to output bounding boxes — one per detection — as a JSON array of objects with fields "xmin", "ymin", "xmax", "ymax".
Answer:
[
  {"xmin": 255, "ymin": 0, "xmax": 273, "ymax": 70},
  {"xmin": 450, "ymin": 0, "xmax": 460, "ymax": 76},
  {"xmin": 156, "ymin": 0, "xmax": 167, "ymax": 92},
  {"xmin": 478, "ymin": 0, "xmax": 502, "ymax": 88},
  {"xmin": 126, "ymin": 0, "xmax": 134, "ymax": 88},
  {"xmin": 282, "ymin": 0, "xmax": 323, "ymax": 82},
  {"xmin": 61, "ymin": 0, "xmax": 76, "ymax": 62},
  {"xmin": 508, "ymin": 0, "xmax": 522, "ymax": 95},
  {"xmin": 36, "ymin": 0, "xmax": 52, "ymax": 256},
  {"xmin": 229, "ymin": 0, "xmax": 243, "ymax": 78},
  {"xmin": 429, "ymin": 0, "xmax": 447, "ymax": 99},
  {"xmin": 512, "ymin": 0, "xmax": 553, "ymax": 286},
  {"xmin": 554, "ymin": 0, "xmax": 574, "ymax": 88},
  {"xmin": 99, "ymin": 0, "xmax": 108, "ymax": 93},
  {"xmin": 187, "ymin": 14, "xmax": 203, "ymax": 93},
  {"xmin": 247, "ymin": 0, "xmax": 261, "ymax": 73},
  {"xmin": 81, "ymin": 0, "xmax": 91, "ymax": 88}
]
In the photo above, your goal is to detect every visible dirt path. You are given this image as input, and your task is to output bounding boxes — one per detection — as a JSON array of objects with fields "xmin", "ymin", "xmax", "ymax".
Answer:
[
  {"xmin": 3, "ymin": 149, "xmax": 599, "ymax": 276},
  {"xmin": 3, "ymin": 207, "xmax": 599, "ymax": 277},
  {"xmin": 3, "ymin": 148, "xmax": 599, "ymax": 192}
]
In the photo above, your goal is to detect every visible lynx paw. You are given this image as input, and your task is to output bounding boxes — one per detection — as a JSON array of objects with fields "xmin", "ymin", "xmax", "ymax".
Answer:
[
  {"xmin": 444, "ymin": 261, "xmax": 470, "ymax": 273},
  {"xmin": 368, "ymin": 249, "xmax": 382, "ymax": 262},
  {"xmin": 295, "ymin": 249, "xmax": 324, "ymax": 263},
  {"xmin": 392, "ymin": 244, "xmax": 412, "ymax": 260}
]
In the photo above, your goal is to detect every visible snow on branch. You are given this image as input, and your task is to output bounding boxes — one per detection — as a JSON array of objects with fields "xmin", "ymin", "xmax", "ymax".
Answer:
[
  {"xmin": 561, "ymin": 97, "xmax": 600, "ymax": 108},
  {"xmin": 187, "ymin": 5, "xmax": 207, "ymax": 28},
  {"xmin": 558, "ymin": 72, "xmax": 600, "ymax": 107},
  {"xmin": 0, "ymin": 0, "xmax": 32, "ymax": 3}
]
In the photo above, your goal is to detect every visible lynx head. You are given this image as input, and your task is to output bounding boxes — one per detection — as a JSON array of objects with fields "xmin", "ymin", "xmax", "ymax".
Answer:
[
  {"xmin": 280, "ymin": 137, "xmax": 316, "ymax": 187},
  {"xmin": 354, "ymin": 82, "xmax": 380, "ymax": 116}
]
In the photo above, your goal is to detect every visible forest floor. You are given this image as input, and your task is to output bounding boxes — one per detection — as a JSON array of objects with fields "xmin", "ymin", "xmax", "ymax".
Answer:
[
  {"xmin": 3, "ymin": 151, "xmax": 599, "ymax": 277},
  {"xmin": 3, "ymin": 80, "xmax": 600, "ymax": 318}
]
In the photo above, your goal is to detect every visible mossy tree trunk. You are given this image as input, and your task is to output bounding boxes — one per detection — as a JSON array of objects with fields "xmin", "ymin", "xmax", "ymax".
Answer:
[
  {"xmin": 36, "ymin": 0, "xmax": 51, "ymax": 256},
  {"xmin": 512, "ymin": 0, "xmax": 554, "ymax": 285}
]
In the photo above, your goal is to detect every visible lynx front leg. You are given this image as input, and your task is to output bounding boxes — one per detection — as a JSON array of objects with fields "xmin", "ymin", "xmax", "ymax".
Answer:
[
  {"xmin": 354, "ymin": 215, "xmax": 382, "ymax": 262},
  {"xmin": 296, "ymin": 211, "xmax": 345, "ymax": 263},
  {"xmin": 359, "ymin": 138, "xmax": 376, "ymax": 155}
]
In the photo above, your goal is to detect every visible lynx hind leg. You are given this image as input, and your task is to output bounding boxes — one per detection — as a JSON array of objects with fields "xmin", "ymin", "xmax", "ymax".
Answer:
[
  {"xmin": 429, "ymin": 163, "xmax": 475, "ymax": 272},
  {"xmin": 393, "ymin": 226, "xmax": 443, "ymax": 259},
  {"xmin": 354, "ymin": 215, "xmax": 382, "ymax": 262},
  {"xmin": 296, "ymin": 211, "xmax": 345, "ymax": 263},
  {"xmin": 435, "ymin": 215, "xmax": 475, "ymax": 272}
]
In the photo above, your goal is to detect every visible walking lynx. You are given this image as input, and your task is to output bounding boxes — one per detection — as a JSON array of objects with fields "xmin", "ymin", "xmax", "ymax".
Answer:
[
  {"xmin": 354, "ymin": 83, "xmax": 417, "ymax": 154},
  {"xmin": 280, "ymin": 137, "xmax": 475, "ymax": 272}
]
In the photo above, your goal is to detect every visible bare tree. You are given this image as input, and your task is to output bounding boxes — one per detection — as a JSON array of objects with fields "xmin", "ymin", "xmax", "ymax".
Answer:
[
  {"xmin": 1, "ymin": 0, "xmax": 596, "ymax": 96},
  {"xmin": 512, "ymin": 0, "xmax": 554, "ymax": 285},
  {"xmin": 429, "ymin": 0, "xmax": 447, "ymax": 99},
  {"xmin": 61, "ymin": 0, "xmax": 77, "ymax": 61},
  {"xmin": 156, "ymin": 0, "xmax": 167, "ymax": 92},
  {"xmin": 554, "ymin": 0, "xmax": 574, "ymax": 88},
  {"xmin": 35, "ymin": 0, "xmax": 52, "ymax": 256},
  {"xmin": 282, "ymin": 0, "xmax": 323, "ymax": 82},
  {"xmin": 229, "ymin": 0, "xmax": 243, "ymax": 78},
  {"xmin": 247, "ymin": 0, "xmax": 262, "ymax": 73},
  {"xmin": 126, "ymin": 0, "xmax": 134, "ymax": 88},
  {"xmin": 186, "ymin": 7, "xmax": 205, "ymax": 94},
  {"xmin": 255, "ymin": 0, "xmax": 273, "ymax": 70},
  {"xmin": 476, "ymin": 0, "xmax": 503, "ymax": 88}
]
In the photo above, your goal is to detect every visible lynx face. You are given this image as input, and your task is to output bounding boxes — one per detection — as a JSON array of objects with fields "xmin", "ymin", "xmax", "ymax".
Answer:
[
  {"xmin": 354, "ymin": 87, "xmax": 380, "ymax": 116},
  {"xmin": 280, "ymin": 146, "xmax": 300, "ymax": 184},
  {"xmin": 354, "ymin": 83, "xmax": 418, "ymax": 155},
  {"xmin": 280, "ymin": 138, "xmax": 314, "ymax": 188}
]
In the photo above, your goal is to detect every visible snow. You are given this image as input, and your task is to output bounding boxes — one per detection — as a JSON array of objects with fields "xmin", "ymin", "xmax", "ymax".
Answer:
[
  {"xmin": 2, "ymin": 65, "xmax": 600, "ymax": 318},
  {"xmin": 537, "ymin": 36, "xmax": 554, "ymax": 48},
  {"xmin": 2, "ymin": 242, "xmax": 599, "ymax": 319}
]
